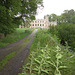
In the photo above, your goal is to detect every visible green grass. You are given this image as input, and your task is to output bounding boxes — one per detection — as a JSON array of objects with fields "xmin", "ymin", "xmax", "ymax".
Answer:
[
  {"xmin": 20, "ymin": 29, "xmax": 75, "ymax": 75},
  {"xmin": 0, "ymin": 51, "xmax": 16, "ymax": 70},
  {"xmin": 0, "ymin": 28, "xmax": 34, "ymax": 48}
]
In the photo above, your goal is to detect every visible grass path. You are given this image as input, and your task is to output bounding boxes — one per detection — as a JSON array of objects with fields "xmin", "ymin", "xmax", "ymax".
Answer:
[{"xmin": 0, "ymin": 29, "xmax": 38, "ymax": 75}]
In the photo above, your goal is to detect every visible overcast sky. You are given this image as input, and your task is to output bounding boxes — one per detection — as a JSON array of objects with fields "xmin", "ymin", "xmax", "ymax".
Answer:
[{"xmin": 36, "ymin": 0, "xmax": 75, "ymax": 19}]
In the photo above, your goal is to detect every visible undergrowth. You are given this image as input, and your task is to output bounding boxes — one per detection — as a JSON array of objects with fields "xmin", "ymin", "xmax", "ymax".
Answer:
[{"xmin": 19, "ymin": 29, "xmax": 75, "ymax": 75}]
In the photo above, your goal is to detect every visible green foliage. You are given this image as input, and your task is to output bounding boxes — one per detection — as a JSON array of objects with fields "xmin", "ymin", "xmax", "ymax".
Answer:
[
  {"xmin": 57, "ymin": 9, "xmax": 75, "ymax": 24},
  {"xmin": 13, "ymin": 17, "xmax": 23, "ymax": 27},
  {"xmin": 0, "ymin": 28, "xmax": 33, "ymax": 48},
  {"xmin": 49, "ymin": 13, "xmax": 57, "ymax": 22},
  {"xmin": 56, "ymin": 23, "xmax": 75, "ymax": 50},
  {"xmin": 0, "ymin": 51, "xmax": 16, "ymax": 70},
  {"xmin": 20, "ymin": 29, "xmax": 75, "ymax": 75},
  {"xmin": 48, "ymin": 23, "xmax": 75, "ymax": 50},
  {"xmin": 71, "ymin": 15, "xmax": 75, "ymax": 24},
  {"xmin": 0, "ymin": 4, "xmax": 15, "ymax": 36},
  {"xmin": 47, "ymin": 9, "xmax": 75, "ymax": 24},
  {"xmin": 48, "ymin": 25, "xmax": 57, "ymax": 35},
  {"xmin": 0, "ymin": 0, "xmax": 43, "ymax": 36},
  {"xmin": 30, "ymin": 29, "xmax": 55, "ymax": 50}
]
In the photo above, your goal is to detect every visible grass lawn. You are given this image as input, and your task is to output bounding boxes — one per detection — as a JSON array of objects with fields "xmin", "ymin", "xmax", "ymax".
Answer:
[
  {"xmin": 19, "ymin": 29, "xmax": 75, "ymax": 75},
  {"xmin": 0, "ymin": 28, "xmax": 34, "ymax": 48}
]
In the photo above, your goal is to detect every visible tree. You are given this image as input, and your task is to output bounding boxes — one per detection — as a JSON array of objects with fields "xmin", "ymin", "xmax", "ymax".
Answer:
[
  {"xmin": 49, "ymin": 13, "xmax": 57, "ymax": 22},
  {"xmin": 71, "ymin": 15, "xmax": 75, "ymax": 24},
  {"xmin": 0, "ymin": 0, "xmax": 22, "ymax": 36},
  {"xmin": 0, "ymin": 0, "xmax": 43, "ymax": 36},
  {"xmin": 20, "ymin": 0, "xmax": 43, "ymax": 20},
  {"xmin": 60, "ymin": 9, "xmax": 75, "ymax": 23}
]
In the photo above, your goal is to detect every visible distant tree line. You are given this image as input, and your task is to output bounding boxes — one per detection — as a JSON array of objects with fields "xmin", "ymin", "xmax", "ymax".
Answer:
[
  {"xmin": 46, "ymin": 9, "xmax": 75, "ymax": 24},
  {"xmin": 0, "ymin": 0, "xmax": 43, "ymax": 36}
]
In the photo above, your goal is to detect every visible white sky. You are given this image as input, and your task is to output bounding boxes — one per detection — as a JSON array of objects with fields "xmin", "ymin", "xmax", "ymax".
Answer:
[{"xmin": 36, "ymin": 0, "xmax": 75, "ymax": 19}]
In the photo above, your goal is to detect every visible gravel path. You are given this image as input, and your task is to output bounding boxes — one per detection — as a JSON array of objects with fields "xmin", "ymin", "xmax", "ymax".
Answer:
[{"xmin": 0, "ymin": 29, "xmax": 38, "ymax": 75}]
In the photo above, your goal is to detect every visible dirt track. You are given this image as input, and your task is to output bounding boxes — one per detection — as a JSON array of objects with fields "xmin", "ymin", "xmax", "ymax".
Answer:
[{"xmin": 0, "ymin": 29, "xmax": 38, "ymax": 75}]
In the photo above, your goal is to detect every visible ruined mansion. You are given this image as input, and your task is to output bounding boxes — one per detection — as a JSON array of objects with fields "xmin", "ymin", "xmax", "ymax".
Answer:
[{"xmin": 19, "ymin": 16, "xmax": 57, "ymax": 29}]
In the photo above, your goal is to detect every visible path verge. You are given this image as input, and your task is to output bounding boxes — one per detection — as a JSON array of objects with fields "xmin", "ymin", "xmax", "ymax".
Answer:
[{"xmin": 0, "ymin": 29, "xmax": 38, "ymax": 75}]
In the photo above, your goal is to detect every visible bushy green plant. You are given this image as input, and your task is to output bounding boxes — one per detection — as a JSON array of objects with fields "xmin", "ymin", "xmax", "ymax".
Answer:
[
  {"xmin": 48, "ymin": 25, "xmax": 57, "ymax": 35},
  {"xmin": 48, "ymin": 23, "xmax": 75, "ymax": 50},
  {"xmin": 21, "ymin": 44, "xmax": 73, "ymax": 75},
  {"xmin": 19, "ymin": 29, "xmax": 75, "ymax": 75},
  {"xmin": 56, "ymin": 23, "xmax": 75, "ymax": 50}
]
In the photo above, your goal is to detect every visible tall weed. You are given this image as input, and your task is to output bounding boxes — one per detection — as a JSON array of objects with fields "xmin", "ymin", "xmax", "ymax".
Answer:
[{"xmin": 20, "ymin": 29, "xmax": 75, "ymax": 75}]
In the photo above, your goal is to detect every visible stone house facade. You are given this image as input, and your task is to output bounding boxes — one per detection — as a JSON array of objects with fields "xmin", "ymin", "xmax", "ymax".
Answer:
[{"xmin": 19, "ymin": 16, "xmax": 57, "ymax": 28}]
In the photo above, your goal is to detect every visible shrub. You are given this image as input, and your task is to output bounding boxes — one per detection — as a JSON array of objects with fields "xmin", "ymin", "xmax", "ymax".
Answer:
[
  {"xmin": 56, "ymin": 23, "xmax": 75, "ymax": 50},
  {"xmin": 48, "ymin": 25, "xmax": 57, "ymax": 35}
]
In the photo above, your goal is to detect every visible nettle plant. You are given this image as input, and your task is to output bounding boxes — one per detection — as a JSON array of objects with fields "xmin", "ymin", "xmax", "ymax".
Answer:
[{"xmin": 21, "ymin": 45, "xmax": 68, "ymax": 75}]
